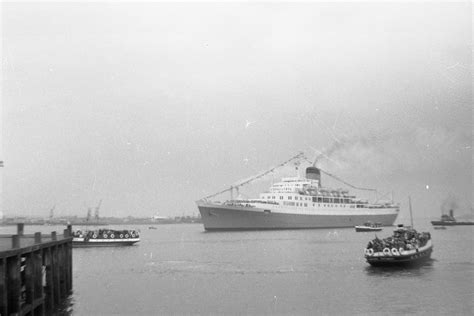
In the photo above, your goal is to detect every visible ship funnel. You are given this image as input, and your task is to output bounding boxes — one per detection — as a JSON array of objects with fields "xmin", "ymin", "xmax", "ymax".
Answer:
[
  {"xmin": 449, "ymin": 209, "xmax": 454, "ymax": 218},
  {"xmin": 306, "ymin": 167, "xmax": 321, "ymax": 185}
]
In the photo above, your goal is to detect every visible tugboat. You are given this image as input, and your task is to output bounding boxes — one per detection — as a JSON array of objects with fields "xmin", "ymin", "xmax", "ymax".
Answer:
[
  {"xmin": 431, "ymin": 209, "xmax": 474, "ymax": 226},
  {"xmin": 72, "ymin": 228, "xmax": 140, "ymax": 247},
  {"xmin": 355, "ymin": 222, "xmax": 383, "ymax": 232},
  {"xmin": 364, "ymin": 226, "xmax": 433, "ymax": 266}
]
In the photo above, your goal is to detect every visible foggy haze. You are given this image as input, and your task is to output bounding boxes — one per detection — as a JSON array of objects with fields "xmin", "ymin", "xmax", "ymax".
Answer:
[{"xmin": 1, "ymin": 1, "xmax": 472, "ymax": 221}]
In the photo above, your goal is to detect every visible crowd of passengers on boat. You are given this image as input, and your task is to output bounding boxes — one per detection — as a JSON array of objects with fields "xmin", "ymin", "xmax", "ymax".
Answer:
[
  {"xmin": 365, "ymin": 228, "xmax": 431, "ymax": 256},
  {"xmin": 73, "ymin": 229, "xmax": 139, "ymax": 239}
]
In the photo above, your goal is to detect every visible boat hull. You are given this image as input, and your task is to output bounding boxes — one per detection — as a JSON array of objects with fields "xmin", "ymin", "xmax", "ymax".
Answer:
[
  {"xmin": 431, "ymin": 221, "xmax": 474, "ymax": 226},
  {"xmin": 72, "ymin": 238, "xmax": 140, "ymax": 247},
  {"xmin": 197, "ymin": 202, "xmax": 398, "ymax": 231},
  {"xmin": 355, "ymin": 227, "xmax": 383, "ymax": 232}
]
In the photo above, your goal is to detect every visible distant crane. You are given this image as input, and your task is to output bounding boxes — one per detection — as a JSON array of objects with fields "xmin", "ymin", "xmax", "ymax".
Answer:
[
  {"xmin": 94, "ymin": 199, "xmax": 102, "ymax": 222},
  {"xmin": 86, "ymin": 207, "xmax": 92, "ymax": 222},
  {"xmin": 49, "ymin": 205, "xmax": 55, "ymax": 221}
]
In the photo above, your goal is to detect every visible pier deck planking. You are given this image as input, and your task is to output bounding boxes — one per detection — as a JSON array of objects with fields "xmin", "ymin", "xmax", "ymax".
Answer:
[{"xmin": 0, "ymin": 224, "xmax": 73, "ymax": 316}]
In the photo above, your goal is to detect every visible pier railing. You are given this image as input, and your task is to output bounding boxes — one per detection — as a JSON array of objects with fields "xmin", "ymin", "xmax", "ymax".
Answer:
[{"xmin": 0, "ymin": 223, "xmax": 73, "ymax": 316}]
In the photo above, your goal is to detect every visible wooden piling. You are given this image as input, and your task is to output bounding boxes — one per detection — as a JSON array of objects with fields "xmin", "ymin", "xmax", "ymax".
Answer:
[
  {"xmin": 0, "ymin": 257, "xmax": 7, "ymax": 316},
  {"xmin": 59, "ymin": 244, "xmax": 66, "ymax": 298},
  {"xmin": 17, "ymin": 223, "xmax": 24, "ymax": 236},
  {"xmin": 34, "ymin": 232, "xmax": 42, "ymax": 244},
  {"xmin": 12, "ymin": 235, "xmax": 20, "ymax": 249},
  {"xmin": 43, "ymin": 247, "xmax": 54, "ymax": 312},
  {"xmin": 25, "ymin": 253, "xmax": 34, "ymax": 309},
  {"xmin": 67, "ymin": 241, "xmax": 73, "ymax": 292},
  {"xmin": 7, "ymin": 255, "xmax": 21, "ymax": 314},
  {"xmin": 0, "ymin": 224, "xmax": 73, "ymax": 315},
  {"xmin": 52, "ymin": 245, "xmax": 61, "ymax": 305},
  {"xmin": 34, "ymin": 250, "xmax": 44, "ymax": 315}
]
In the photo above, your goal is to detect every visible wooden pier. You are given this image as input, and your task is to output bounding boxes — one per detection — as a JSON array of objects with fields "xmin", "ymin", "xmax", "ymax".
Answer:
[{"xmin": 0, "ymin": 224, "xmax": 73, "ymax": 316}]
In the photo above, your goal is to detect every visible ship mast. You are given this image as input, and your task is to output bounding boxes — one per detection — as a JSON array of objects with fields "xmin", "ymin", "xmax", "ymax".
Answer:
[
  {"xmin": 301, "ymin": 156, "xmax": 376, "ymax": 192},
  {"xmin": 318, "ymin": 169, "xmax": 377, "ymax": 192},
  {"xmin": 202, "ymin": 152, "xmax": 305, "ymax": 200},
  {"xmin": 201, "ymin": 151, "xmax": 380, "ymax": 201}
]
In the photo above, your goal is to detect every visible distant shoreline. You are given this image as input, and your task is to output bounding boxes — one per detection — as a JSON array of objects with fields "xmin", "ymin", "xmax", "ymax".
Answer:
[
  {"xmin": 0, "ymin": 222, "xmax": 202, "ymax": 226},
  {"xmin": 0, "ymin": 216, "xmax": 202, "ymax": 226}
]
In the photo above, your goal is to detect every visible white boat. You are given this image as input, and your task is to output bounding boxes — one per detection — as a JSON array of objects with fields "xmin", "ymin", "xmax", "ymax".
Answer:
[
  {"xmin": 355, "ymin": 222, "xmax": 383, "ymax": 232},
  {"xmin": 72, "ymin": 229, "xmax": 140, "ymax": 247},
  {"xmin": 197, "ymin": 154, "xmax": 399, "ymax": 231}
]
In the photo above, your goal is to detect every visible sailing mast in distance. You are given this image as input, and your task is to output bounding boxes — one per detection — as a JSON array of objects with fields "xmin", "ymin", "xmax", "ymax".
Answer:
[{"xmin": 409, "ymin": 196, "xmax": 414, "ymax": 228}]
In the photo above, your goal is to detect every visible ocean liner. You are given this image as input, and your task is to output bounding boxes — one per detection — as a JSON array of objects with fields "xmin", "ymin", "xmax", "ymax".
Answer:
[{"xmin": 197, "ymin": 153, "xmax": 399, "ymax": 231}]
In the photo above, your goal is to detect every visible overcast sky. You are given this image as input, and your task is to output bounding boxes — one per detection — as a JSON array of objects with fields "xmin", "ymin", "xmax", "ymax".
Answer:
[{"xmin": 1, "ymin": 1, "xmax": 472, "ymax": 220}]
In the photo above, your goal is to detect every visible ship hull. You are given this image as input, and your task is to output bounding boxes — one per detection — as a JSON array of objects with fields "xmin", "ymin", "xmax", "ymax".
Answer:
[
  {"xmin": 355, "ymin": 226, "xmax": 383, "ymax": 232},
  {"xmin": 431, "ymin": 221, "xmax": 474, "ymax": 226},
  {"xmin": 197, "ymin": 202, "xmax": 398, "ymax": 231}
]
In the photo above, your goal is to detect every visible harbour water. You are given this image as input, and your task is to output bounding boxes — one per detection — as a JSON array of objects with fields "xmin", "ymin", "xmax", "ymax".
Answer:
[{"xmin": 1, "ymin": 222, "xmax": 472, "ymax": 315}]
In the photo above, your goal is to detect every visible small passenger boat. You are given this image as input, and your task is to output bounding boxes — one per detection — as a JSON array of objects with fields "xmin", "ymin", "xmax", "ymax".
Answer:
[
  {"xmin": 364, "ymin": 226, "xmax": 432, "ymax": 266},
  {"xmin": 72, "ymin": 229, "xmax": 140, "ymax": 247},
  {"xmin": 355, "ymin": 222, "xmax": 382, "ymax": 232}
]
